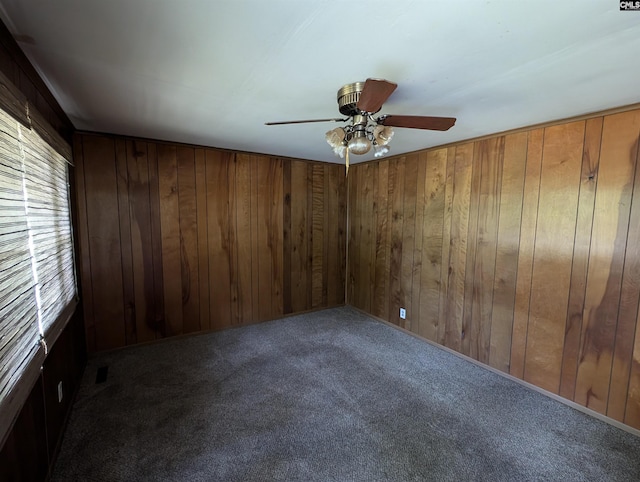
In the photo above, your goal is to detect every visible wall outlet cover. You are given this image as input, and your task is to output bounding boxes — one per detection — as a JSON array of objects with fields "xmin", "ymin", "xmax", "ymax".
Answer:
[{"xmin": 400, "ymin": 308, "xmax": 406, "ymax": 319}]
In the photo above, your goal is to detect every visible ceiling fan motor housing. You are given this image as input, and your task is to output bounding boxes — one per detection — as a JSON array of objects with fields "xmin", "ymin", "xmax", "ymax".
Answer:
[{"xmin": 337, "ymin": 82, "xmax": 366, "ymax": 116}]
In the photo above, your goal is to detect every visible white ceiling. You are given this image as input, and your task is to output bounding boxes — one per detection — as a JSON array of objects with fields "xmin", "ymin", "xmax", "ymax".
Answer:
[{"xmin": 0, "ymin": 1, "xmax": 639, "ymax": 163}]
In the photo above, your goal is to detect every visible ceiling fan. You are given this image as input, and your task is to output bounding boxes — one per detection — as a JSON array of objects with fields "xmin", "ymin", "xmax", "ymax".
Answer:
[{"xmin": 265, "ymin": 78, "xmax": 456, "ymax": 164}]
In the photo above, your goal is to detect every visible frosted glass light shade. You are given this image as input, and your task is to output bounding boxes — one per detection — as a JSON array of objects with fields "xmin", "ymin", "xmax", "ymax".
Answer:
[{"xmin": 348, "ymin": 135, "xmax": 372, "ymax": 155}]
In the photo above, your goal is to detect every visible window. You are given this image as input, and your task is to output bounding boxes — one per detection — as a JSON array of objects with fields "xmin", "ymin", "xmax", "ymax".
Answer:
[{"xmin": 0, "ymin": 104, "xmax": 76, "ymax": 444}]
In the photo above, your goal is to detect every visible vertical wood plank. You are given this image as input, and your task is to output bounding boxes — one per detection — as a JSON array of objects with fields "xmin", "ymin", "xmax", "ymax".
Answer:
[
  {"xmin": 388, "ymin": 157, "xmax": 406, "ymax": 326},
  {"xmin": 400, "ymin": 155, "xmax": 418, "ymax": 331},
  {"xmin": 290, "ymin": 161, "xmax": 309, "ymax": 312},
  {"xmin": 194, "ymin": 148, "xmax": 210, "ymax": 331},
  {"xmin": 283, "ymin": 159, "xmax": 292, "ymax": 314},
  {"xmin": 347, "ymin": 165, "xmax": 359, "ymax": 306},
  {"xmin": 250, "ymin": 156, "xmax": 261, "ymax": 322},
  {"xmin": 575, "ymin": 111, "xmax": 640, "ymax": 413},
  {"xmin": 559, "ymin": 117, "xmax": 602, "ymax": 399},
  {"xmin": 524, "ymin": 121, "xmax": 585, "ymax": 393},
  {"xmin": 147, "ymin": 142, "xmax": 165, "ymax": 336},
  {"xmin": 157, "ymin": 144, "xmax": 183, "ymax": 337},
  {"xmin": 609, "ymin": 129, "xmax": 640, "ymax": 421},
  {"xmin": 228, "ymin": 154, "xmax": 239, "ymax": 325},
  {"xmin": 311, "ymin": 164, "xmax": 324, "ymax": 308},
  {"xmin": 469, "ymin": 138, "xmax": 504, "ymax": 364},
  {"xmin": 445, "ymin": 143, "xmax": 474, "ymax": 352},
  {"xmin": 72, "ymin": 135, "xmax": 96, "ymax": 352},
  {"xmin": 327, "ymin": 164, "xmax": 345, "ymax": 306},
  {"xmin": 126, "ymin": 140, "xmax": 157, "ymax": 343},
  {"xmin": 489, "ymin": 132, "xmax": 528, "ymax": 372},
  {"xmin": 437, "ymin": 147, "xmax": 456, "ymax": 346},
  {"xmin": 206, "ymin": 149, "xmax": 232, "ymax": 329},
  {"xmin": 81, "ymin": 135, "xmax": 125, "ymax": 351},
  {"xmin": 357, "ymin": 164, "xmax": 374, "ymax": 312},
  {"xmin": 270, "ymin": 157, "xmax": 284, "ymax": 318},
  {"xmin": 510, "ymin": 128, "xmax": 544, "ymax": 379},
  {"xmin": 412, "ymin": 152, "xmax": 426, "ymax": 338},
  {"xmin": 372, "ymin": 160, "xmax": 390, "ymax": 319},
  {"xmin": 177, "ymin": 146, "xmax": 200, "ymax": 333},
  {"xmin": 114, "ymin": 138, "xmax": 136, "ymax": 345},
  {"xmin": 461, "ymin": 143, "xmax": 482, "ymax": 357},
  {"xmin": 419, "ymin": 149, "xmax": 447, "ymax": 341}
]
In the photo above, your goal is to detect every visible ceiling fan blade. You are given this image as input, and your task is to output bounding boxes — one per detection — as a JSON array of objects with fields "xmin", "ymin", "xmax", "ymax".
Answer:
[
  {"xmin": 265, "ymin": 118, "xmax": 347, "ymax": 125},
  {"xmin": 378, "ymin": 115, "xmax": 456, "ymax": 131},
  {"xmin": 357, "ymin": 79, "xmax": 398, "ymax": 113}
]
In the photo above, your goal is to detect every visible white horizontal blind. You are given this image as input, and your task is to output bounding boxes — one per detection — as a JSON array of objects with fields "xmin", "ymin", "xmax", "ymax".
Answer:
[
  {"xmin": 0, "ymin": 109, "xmax": 40, "ymax": 410},
  {"xmin": 20, "ymin": 126, "xmax": 75, "ymax": 333}
]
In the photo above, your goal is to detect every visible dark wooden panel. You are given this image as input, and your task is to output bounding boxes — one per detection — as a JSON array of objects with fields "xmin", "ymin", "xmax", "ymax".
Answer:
[
  {"xmin": 114, "ymin": 139, "xmax": 136, "ymax": 345},
  {"xmin": 461, "ymin": 143, "xmax": 481, "ymax": 357},
  {"xmin": 194, "ymin": 148, "xmax": 210, "ymax": 331},
  {"xmin": 311, "ymin": 164, "xmax": 325, "ymax": 308},
  {"xmin": 510, "ymin": 128, "xmax": 544, "ymax": 379},
  {"xmin": 147, "ymin": 143, "xmax": 166, "ymax": 336},
  {"xmin": 206, "ymin": 149, "xmax": 233, "ymax": 329},
  {"xmin": 400, "ymin": 155, "xmax": 418, "ymax": 331},
  {"xmin": 372, "ymin": 160, "xmax": 390, "ymax": 319},
  {"xmin": 489, "ymin": 132, "xmax": 527, "ymax": 372},
  {"xmin": 445, "ymin": 143, "xmax": 474, "ymax": 351},
  {"xmin": 357, "ymin": 163, "xmax": 374, "ymax": 312},
  {"xmin": 0, "ymin": 377, "xmax": 48, "ymax": 482},
  {"xmin": 234, "ymin": 154, "xmax": 255, "ymax": 324},
  {"xmin": 125, "ymin": 140, "xmax": 157, "ymax": 343},
  {"xmin": 73, "ymin": 135, "xmax": 96, "ymax": 352},
  {"xmin": 327, "ymin": 164, "xmax": 346, "ymax": 305},
  {"xmin": 81, "ymin": 135, "xmax": 126, "ymax": 351},
  {"xmin": 575, "ymin": 111, "xmax": 640, "ymax": 413},
  {"xmin": 418, "ymin": 149, "xmax": 447, "ymax": 341},
  {"xmin": 157, "ymin": 144, "xmax": 183, "ymax": 337},
  {"xmin": 290, "ymin": 160, "xmax": 310, "ymax": 312},
  {"xmin": 437, "ymin": 147, "xmax": 456, "ymax": 346},
  {"xmin": 270, "ymin": 158, "xmax": 284, "ymax": 318},
  {"xmin": 387, "ymin": 157, "xmax": 406, "ymax": 326},
  {"xmin": 177, "ymin": 146, "xmax": 200, "ymax": 333}
]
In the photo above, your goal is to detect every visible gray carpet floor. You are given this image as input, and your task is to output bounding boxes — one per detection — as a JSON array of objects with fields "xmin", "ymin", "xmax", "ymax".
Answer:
[{"xmin": 52, "ymin": 307, "xmax": 640, "ymax": 481}]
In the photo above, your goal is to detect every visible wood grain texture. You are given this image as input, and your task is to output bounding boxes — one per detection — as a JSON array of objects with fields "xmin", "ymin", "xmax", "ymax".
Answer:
[
  {"xmin": 524, "ymin": 121, "xmax": 584, "ymax": 393},
  {"xmin": 445, "ymin": 143, "xmax": 474, "ymax": 351},
  {"xmin": 74, "ymin": 133, "xmax": 347, "ymax": 352},
  {"xmin": 575, "ymin": 111, "xmax": 640, "ymax": 413},
  {"xmin": 125, "ymin": 140, "xmax": 157, "ymax": 342},
  {"xmin": 418, "ymin": 149, "xmax": 447, "ymax": 341},
  {"xmin": 510, "ymin": 129, "xmax": 544, "ymax": 379},
  {"xmin": 158, "ymin": 145, "xmax": 183, "ymax": 337},
  {"xmin": 559, "ymin": 117, "xmax": 602, "ymax": 400},
  {"xmin": 347, "ymin": 107, "xmax": 640, "ymax": 431},
  {"xmin": 177, "ymin": 147, "xmax": 200, "ymax": 333},
  {"xmin": 489, "ymin": 132, "xmax": 527, "ymax": 372},
  {"xmin": 80, "ymin": 135, "xmax": 125, "ymax": 351}
]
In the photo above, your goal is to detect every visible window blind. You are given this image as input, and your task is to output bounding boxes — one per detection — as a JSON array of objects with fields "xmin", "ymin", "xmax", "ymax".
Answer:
[
  {"xmin": 0, "ymin": 109, "xmax": 41, "ymax": 415},
  {"xmin": 20, "ymin": 125, "xmax": 76, "ymax": 334},
  {"xmin": 0, "ymin": 102, "xmax": 76, "ymax": 446}
]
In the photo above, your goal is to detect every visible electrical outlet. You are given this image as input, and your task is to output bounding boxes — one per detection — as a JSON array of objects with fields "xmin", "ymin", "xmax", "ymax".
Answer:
[
  {"xmin": 57, "ymin": 381, "xmax": 63, "ymax": 403},
  {"xmin": 399, "ymin": 308, "xmax": 406, "ymax": 319}
]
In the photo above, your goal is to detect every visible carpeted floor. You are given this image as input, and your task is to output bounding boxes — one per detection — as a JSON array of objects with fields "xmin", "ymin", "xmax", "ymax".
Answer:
[{"xmin": 52, "ymin": 307, "xmax": 640, "ymax": 481}]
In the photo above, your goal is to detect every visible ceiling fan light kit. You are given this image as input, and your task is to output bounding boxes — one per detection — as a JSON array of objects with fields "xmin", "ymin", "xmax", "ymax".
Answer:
[{"xmin": 267, "ymin": 78, "xmax": 456, "ymax": 169}]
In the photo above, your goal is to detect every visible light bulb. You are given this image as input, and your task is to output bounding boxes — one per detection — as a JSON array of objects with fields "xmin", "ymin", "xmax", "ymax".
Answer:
[
  {"xmin": 374, "ymin": 145, "xmax": 390, "ymax": 158},
  {"xmin": 347, "ymin": 135, "xmax": 372, "ymax": 155}
]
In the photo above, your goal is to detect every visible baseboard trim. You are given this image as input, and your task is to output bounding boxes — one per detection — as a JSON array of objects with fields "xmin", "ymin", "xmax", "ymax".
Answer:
[{"xmin": 349, "ymin": 305, "xmax": 640, "ymax": 439}]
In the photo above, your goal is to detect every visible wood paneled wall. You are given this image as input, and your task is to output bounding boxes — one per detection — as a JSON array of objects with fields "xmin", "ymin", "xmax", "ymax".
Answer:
[
  {"xmin": 74, "ymin": 133, "xmax": 346, "ymax": 352},
  {"xmin": 348, "ymin": 108, "xmax": 640, "ymax": 430}
]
